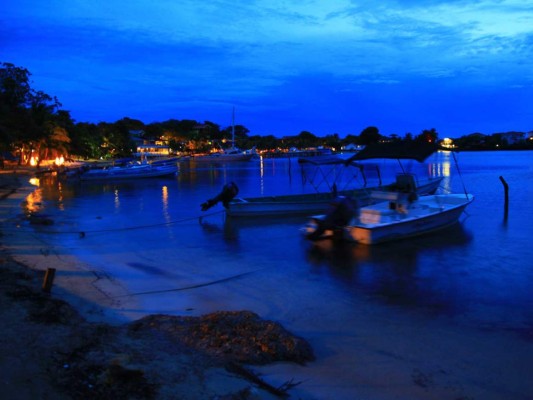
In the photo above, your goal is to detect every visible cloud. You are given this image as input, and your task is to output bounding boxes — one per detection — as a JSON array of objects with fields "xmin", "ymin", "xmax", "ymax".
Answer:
[{"xmin": 2, "ymin": 0, "xmax": 533, "ymax": 136}]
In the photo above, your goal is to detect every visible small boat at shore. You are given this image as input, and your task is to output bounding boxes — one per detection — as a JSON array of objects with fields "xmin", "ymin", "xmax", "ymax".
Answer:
[
  {"xmin": 303, "ymin": 141, "xmax": 474, "ymax": 245},
  {"xmin": 71, "ymin": 162, "xmax": 178, "ymax": 181},
  {"xmin": 225, "ymin": 174, "xmax": 443, "ymax": 218}
]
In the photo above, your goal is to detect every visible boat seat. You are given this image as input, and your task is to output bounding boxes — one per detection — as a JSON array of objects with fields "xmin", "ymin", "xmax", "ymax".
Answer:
[
  {"xmin": 395, "ymin": 173, "xmax": 417, "ymax": 192},
  {"xmin": 359, "ymin": 207, "xmax": 396, "ymax": 224},
  {"xmin": 371, "ymin": 191, "xmax": 399, "ymax": 201}
]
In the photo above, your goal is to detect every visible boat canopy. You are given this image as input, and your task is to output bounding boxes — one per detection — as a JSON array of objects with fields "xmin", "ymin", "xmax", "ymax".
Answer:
[
  {"xmin": 297, "ymin": 155, "xmax": 368, "ymax": 192},
  {"xmin": 347, "ymin": 142, "xmax": 438, "ymax": 163},
  {"xmin": 297, "ymin": 155, "xmax": 361, "ymax": 168}
]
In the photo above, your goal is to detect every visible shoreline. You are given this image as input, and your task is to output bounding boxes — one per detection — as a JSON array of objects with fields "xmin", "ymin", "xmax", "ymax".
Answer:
[
  {"xmin": 0, "ymin": 167, "xmax": 140, "ymax": 324},
  {"xmin": 0, "ymin": 169, "xmax": 308, "ymax": 400},
  {"xmin": 2, "ymin": 167, "xmax": 533, "ymax": 399}
]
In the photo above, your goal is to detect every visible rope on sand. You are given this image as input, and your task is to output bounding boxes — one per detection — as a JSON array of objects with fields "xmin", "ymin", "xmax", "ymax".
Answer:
[{"xmin": 111, "ymin": 268, "xmax": 264, "ymax": 298}]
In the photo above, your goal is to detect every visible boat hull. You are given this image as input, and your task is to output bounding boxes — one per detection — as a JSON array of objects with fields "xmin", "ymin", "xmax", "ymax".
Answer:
[
  {"xmin": 78, "ymin": 165, "xmax": 178, "ymax": 181},
  {"xmin": 191, "ymin": 153, "xmax": 254, "ymax": 162},
  {"xmin": 349, "ymin": 194, "xmax": 473, "ymax": 244},
  {"xmin": 227, "ymin": 190, "xmax": 369, "ymax": 217},
  {"xmin": 226, "ymin": 177, "xmax": 443, "ymax": 218},
  {"xmin": 305, "ymin": 193, "xmax": 473, "ymax": 245}
]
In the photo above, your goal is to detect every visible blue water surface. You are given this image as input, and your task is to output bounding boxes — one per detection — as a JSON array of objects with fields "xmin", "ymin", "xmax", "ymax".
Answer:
[{"xmin": 30, "ymin": 151, "xmax": 533, "ymax": 334}]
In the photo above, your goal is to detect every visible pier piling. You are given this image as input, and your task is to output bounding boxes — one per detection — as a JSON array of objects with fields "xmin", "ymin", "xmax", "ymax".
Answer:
[{"xmin": 499, "ymin": 176, "xmax": 509, "ymax": 220}]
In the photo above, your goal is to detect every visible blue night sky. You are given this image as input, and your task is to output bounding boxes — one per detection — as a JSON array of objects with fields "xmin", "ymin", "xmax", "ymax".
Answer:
[{"xmin": 2, "ymin": 0, "xmax": 533, "ymax": 138}]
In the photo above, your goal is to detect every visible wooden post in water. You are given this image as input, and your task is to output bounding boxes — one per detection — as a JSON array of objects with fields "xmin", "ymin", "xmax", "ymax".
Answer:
[
  {"xmin": 499, "ymin": 176, "xmax": 509, "ymax": 220},
  {"xmin": 42, "ymin": 268, "xmax": 56, "ymax": 293}
]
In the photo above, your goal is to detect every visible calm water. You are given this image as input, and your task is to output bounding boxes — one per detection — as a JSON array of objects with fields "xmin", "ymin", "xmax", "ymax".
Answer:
[
  {"xmin": 29, "ymin": 151, "xmax": 533, "ymax": 331},
  {"xmin": 22, "ymin": 150, "xmax": 533, "ymax": 398}
]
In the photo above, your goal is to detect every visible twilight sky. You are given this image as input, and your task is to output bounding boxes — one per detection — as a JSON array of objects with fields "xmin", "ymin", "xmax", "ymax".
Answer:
[{"xmin": 2, "ymin": 0, "xmax": 533, "ymax": 138}]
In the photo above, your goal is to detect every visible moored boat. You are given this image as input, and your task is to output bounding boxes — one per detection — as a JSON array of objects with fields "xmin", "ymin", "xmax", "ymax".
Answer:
[
  {"xmin": 223, "ymin": 153, "xmax": 443, "ymax": 217},
  {"xmin": 302, "ymin": 141, "xmax": 474, "ymax": 245},
  {"xmin": 191, "ymin": 108, "xmax": 254, "ymax": 163},
  {"xmin": 225, "ymin": 174, "xmax": 443, "ymax": 217},
  {"xmin": 304, "ymin": 192, "xmax": 473, "ymax": 244},
  {"xmin": 191, "ymin": 149, "xmax": 254, "ymax": 162},
  {"xmin": 74, "ymin": 162, "xmax": 178, "ymax": 181}
]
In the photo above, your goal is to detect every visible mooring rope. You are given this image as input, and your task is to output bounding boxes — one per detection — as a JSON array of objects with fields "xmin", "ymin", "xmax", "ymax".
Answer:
[
  {"xmin": 452, "ymin": 151, "xmax": 469, "ymax": 197},
  {"xmin": 111, "ymin": 268, "xmax": 264, "ymax": 298},
  {"xmin": 6, "ymin": 209, "xmax": 226, "ymax": 237}
]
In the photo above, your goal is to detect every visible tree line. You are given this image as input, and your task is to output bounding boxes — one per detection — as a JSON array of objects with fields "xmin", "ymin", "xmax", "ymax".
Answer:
[{"xmin": 1, "ymin": 62, "xmax": 530, "ymax": 165}]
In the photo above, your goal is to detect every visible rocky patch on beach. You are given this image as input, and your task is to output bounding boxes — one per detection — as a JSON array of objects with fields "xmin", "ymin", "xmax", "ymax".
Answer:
[
  {"xmin": 0, "ymin": 252, "xmax": 313, "ymax": 399},
  {"xmin": 129, "ymin": 311, "xmax": 315, "ymax": 365},
  {"xmin": 1, "ymin": 173, "xmax": 314, "ymax": 399}
]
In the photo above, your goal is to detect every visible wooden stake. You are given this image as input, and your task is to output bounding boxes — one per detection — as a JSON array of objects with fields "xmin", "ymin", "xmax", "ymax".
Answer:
[
  {"xmin": 42, "ymin": 268, "xmax": 56, "ymax": 293},
  {"xmin": 499, "ymin": 176, "xmax": 509, "ymax": 220}
]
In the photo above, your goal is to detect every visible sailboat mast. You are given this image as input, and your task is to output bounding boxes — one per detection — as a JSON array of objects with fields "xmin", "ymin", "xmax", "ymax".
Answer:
[{"xmin": 231, "ymin": 107, "xmax": 235, "ymax": 147}]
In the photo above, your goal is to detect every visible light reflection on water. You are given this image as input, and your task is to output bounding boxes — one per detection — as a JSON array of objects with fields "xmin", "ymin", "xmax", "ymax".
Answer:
[{"xmin": 29, "ymin": 152, "xmax": 533, "ymax": 333}]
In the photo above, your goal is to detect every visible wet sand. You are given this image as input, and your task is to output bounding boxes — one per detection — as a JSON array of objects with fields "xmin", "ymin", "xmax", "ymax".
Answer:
[
  {"xmin": 0, "ymin": 168, "xmax": 290, "ymax": 400},
  {"xmin": 1, "ymin": 167, "xmax": 532, "ymax": 400}
]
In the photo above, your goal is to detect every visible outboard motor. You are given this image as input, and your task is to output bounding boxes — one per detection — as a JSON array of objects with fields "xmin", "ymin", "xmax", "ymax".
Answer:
[
  {"xmin": 201, "ymin": 182, "xmax": 239, "ymax": 211},
  {"xmin": 307, "ymin": 196, "xmax": 358, "ymax": 241}
]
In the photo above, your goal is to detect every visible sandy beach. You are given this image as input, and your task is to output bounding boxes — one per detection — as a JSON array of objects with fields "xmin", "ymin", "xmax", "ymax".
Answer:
[
  {"xmin": 0, "ymin": 167, "xmax": 311, "ymax": 400},
  {"xmin": 2, "ymin": 166, "xmax": 533, "ymax": 400}
]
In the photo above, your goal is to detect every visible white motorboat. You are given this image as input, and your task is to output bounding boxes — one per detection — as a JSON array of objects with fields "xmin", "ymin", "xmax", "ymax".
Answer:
[
  {"xmin": 76, "ymin": 162, "xmax": 178, "ymax": 181},
  {"xmin": 302, "ymin": 141, "xmax": 474, "ymax": 244},
  {"xmin": 304, "ymin": 192, "xmax": 474, "ymax": 244}
]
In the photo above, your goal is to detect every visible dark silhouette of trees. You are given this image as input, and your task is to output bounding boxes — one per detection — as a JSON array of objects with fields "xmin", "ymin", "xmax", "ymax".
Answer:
[
  {"xmin": 415, "ymin": 128, "xmax": 438, "ymax": 143},
  {"xmin": 359, "ymin": 126, "xmax": 381, "ymax": 145},
  {"xmin": 69, "ymin": 122, "xmax": 102, "ymax": 159},
  {"xmin": 323, "ymin": 133, "xmax": 341, "ymax": 150},
  {"xmin": 0, "ymin": 62, "xmax": 69, "ymax": 164},
  {"xmin": 3, "ymin": 62, "xmax": 532, "ymax": 161}
]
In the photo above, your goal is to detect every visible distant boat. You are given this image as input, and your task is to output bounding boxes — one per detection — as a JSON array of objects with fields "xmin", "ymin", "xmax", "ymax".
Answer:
[
  {"xmin": 191, "ymin": 148, "xmax": 254, "ymax": 162},
  {"xmin": 192, "ymin": 108, "xmax": 254, "ymax": 162},
  {"xmin": 303, "ymin": 141, "xmax": 474, "ymax": 245},
  {"xmin": 72, "ymin": 162, "xmax": 178, "ymax": 181},
  {"xmin": 148, "ymin": 156, "xmax": 182, "ymax": 166}
]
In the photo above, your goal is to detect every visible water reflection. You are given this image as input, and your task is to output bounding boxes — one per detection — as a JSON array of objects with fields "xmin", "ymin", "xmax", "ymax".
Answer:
[
  {"xmin": 24, "ymin": 187, "xmax": 44, "ymax": 213},
  {"xmin": 201, "ymin": 215, "xmax": 307, "ymax": 240},
  {"xmin": 198, "ymin": 214, "xmax": 241, "ymax": 251},
  {"xmin": 161, "ymin": 185, "xmax": 170, "ymax": 223},
  {"xmin": 429, "ymin": 151, "xmax": 452, "ymax": 178},
  {"xmin": 306, "ymin": 223, "xmax": 474, "ymax": 314},
  {"xmin": 114, "ymin": 189, "xmax": 120, "ymax": 210}
]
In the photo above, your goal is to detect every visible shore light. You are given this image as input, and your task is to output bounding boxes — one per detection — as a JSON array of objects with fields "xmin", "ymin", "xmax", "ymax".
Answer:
[{"xmin": 55, "ymin": 156, "xmax": 65, "ymax": 166}]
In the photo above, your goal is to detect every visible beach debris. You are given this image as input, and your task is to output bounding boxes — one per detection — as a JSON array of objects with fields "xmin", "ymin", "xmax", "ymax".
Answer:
[
  {"xmin": 99, "ymin": 363, "xmax": 154, "ymax": 394},
  {"xmin": 1, "ymin": 253, "xmax": 311, "ymax": 399},
  {"xmin": 128, "ymin": 310, "xmax": 315, "ymax": 365},
  {"xmin": 27, "ymin": 213, "xmax": 54, "ymax": 225},
  {"xmin": 225, "ymin": 362, "xmax": 301, "ymax": 398}
]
